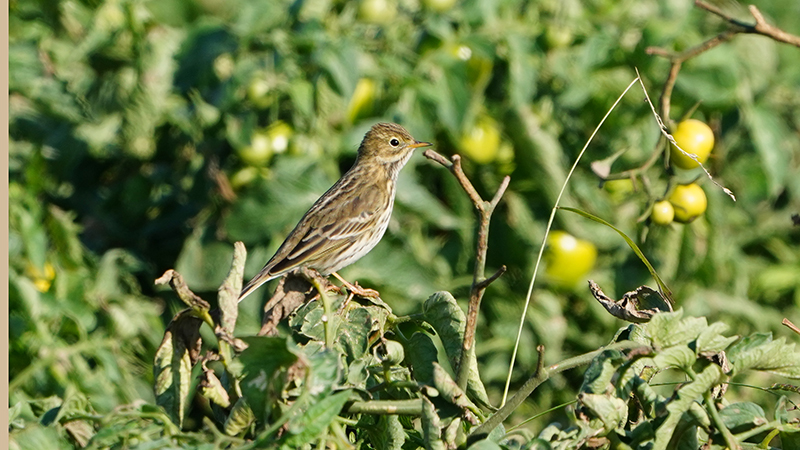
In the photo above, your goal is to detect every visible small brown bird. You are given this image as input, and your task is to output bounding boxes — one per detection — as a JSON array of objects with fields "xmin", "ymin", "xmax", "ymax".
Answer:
[{"xmin": 239, "ymin": 123, "xmax": 432, "ymax": 302}]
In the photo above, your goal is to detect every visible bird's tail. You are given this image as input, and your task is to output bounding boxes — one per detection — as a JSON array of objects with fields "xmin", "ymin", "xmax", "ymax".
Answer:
[{"xmin": 238, "ymin": 269, "xmax": 272, "ymax": 303}]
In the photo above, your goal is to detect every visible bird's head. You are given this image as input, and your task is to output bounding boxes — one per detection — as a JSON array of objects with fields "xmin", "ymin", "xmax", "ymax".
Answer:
[{"xmin": 357, "ymin": 123, "xmax": 432, "ymax": 167}]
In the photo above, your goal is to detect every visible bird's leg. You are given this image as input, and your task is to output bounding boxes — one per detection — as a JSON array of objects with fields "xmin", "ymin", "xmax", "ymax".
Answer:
[
  {"xmin": 331, "ymin": 272, "xmax": 380, "ymax": 298},
  {"xmin": 337, "ymin": 290, "xmax": 356, "ymax": 314},
  {"xmin": 297, "ymin": 267, "xmax": 342, "ymax": 295}
]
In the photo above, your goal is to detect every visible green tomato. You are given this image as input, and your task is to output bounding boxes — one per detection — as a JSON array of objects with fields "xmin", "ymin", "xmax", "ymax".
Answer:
[
  {"xmin": 358, "ymin": 0, "xmax": 397, "ymax": 24},
  {"xmin": 604, "ymin": 179, "xmax": 635, "ymax": 202},
  {"xmin": 668, "ymin": 183, "xmax": 707, "ymax": 223},
  {"xmin": 246, "ymin": 77, "xmax": 271, "ymax": 109},
  {"xmin": 545, "ymin": 27, "xmax": 573, "ymax": 49},
  {"xmin": 651, "ymin": 200, "xmax": 675, "ymax": 225},
  {"xmin": 670, "ymin": 119, "xmax": 714, "ymax": 169},
  {"xmin": 237, "ymin": 130, "xmax": 272, "ymax": 166},
  {"xmin": 459, "ymin": 115, "xmax": 501, "ymax": 164},
  {"xmin": 422, "ymin": 0, "xmax": 457, "ymax": 12},
  {"xmin": 544, "ymin": 231, "xmax": 597, "ymax": 287}
]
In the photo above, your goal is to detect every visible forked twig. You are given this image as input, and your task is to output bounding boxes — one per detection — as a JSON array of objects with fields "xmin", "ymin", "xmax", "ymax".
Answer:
[
  {"xmin": 697, "ymin": 1, "xmax": 800, "ymax": 47},
  {"xmin": 423, "ymin": 150, "xmax": 509, "ymax": 392}
]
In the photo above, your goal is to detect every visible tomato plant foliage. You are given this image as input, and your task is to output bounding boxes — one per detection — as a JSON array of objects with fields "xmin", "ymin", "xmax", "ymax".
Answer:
[{"xmin": 9, "ymin": 0, "xmax": 800, "ymax": 448}]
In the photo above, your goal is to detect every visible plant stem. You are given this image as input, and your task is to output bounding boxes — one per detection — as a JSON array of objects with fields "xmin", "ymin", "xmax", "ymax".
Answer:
[
  {"xmin": 471, "ymin": 341, "xmax": 649, "ymax": 440},
  {"xmin": 704, "ymin": 390, "xmax": 740, "ymax": 450},
  {"xmin": 423, "ymin": 150, "xmax": 510, "ymax": 393}
]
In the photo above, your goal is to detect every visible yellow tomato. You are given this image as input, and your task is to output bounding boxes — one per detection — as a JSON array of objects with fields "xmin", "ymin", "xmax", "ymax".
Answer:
[
  {"xmin": 668, "ymin": 183, "xmax": 707, "ymax": 223},
  {"xmin": 25, "ymin": 261, "xmax": 56, "ymax": 293},
  {"xmin": 459, "ymin": 115, "xmax": 501, "ymax": 164},
  {"xmin": 347, "ymin": 78, "xmax": 377, "ymax": 123},
  {"xmin": 544, "ymin": 231, "xmax": 597, "ymax": 287},
  {"xmin": 670, "ymin": 119, "xmax": 714, "ymax": 169},
  {"xmin": 266, "ymin": 121, "xmax": 293, "ymax": 154},
  {"xmin": 651, "ymin": 200, "xmax": 675, "ymax": 226}
]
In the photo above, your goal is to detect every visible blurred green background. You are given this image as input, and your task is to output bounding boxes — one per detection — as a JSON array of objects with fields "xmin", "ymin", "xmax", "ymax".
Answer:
[{"xmin": 9, "ymin": 0, "xmax": 800, "ymax": 440}]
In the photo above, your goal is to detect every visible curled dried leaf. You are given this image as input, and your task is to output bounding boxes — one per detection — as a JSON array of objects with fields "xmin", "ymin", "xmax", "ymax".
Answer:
[{"xmin": 588, "ymin": 281, "xmax": 673, "ymax": 323}]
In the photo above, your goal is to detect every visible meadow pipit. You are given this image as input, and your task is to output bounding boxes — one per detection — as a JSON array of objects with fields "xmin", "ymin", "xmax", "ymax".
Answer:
[{"xmin": 239, "ymin": 122, "xmax": 432, "ymax": 301}]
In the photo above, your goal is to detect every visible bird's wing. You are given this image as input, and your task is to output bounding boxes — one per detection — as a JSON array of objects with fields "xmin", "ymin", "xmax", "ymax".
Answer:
[{"xmin": 260, "ymin": 178, "xmax": 386, "ymax": 277}]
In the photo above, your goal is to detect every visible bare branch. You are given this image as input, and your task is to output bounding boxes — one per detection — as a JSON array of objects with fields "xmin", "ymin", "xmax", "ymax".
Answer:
[
  {"xmin": 425, "ymin": 148, "xmax": 509, "ymax": 392},
  {"xmin": 783, "ymin": 318, "xmax": 800, "ymax": 336},
  {"xmin": 696, "ymin": 1, "xmax": 800, "ymax": 47}
]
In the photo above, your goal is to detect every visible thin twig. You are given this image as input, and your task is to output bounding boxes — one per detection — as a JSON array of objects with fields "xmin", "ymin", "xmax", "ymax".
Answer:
[
  {"xmin": 635, "ymin": 69, "xmax": 736, "ymax": 201},
  {"xmin": 474, "ymin": 265, "xmax": 507, "ymax": 292},
  {"xmin": 783, "ymin": 318, "xmax": 800, "ymax": 336},
  {"xmin": 423, "ymin": 149, "xmax": 509, "ymax": 392}
]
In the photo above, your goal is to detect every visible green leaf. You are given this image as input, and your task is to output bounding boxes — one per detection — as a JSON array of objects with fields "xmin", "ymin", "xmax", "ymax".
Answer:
[
  {"xmin": 422, "ymin": 291, "xmax": 491, "ymax": 407},
  {"xmin": 652, "ymin": 346, "xmax": 696, "ymax": 371},
  {"xmin": 281, "ymin": 389, "xmax": 351, "ymax": 448},
  {"xmin": 579, "ymin": 393, "xmax": 628, "ymax": 433},
  {"xmin": 645, "ymin": 310, "xmax": 708, "ymax": 349},
  {"xmin": 695, "ymin": 322, "xmax": 738, "ymax": 355},
  {"xmin": 223, "ymin": 398, "xmax": 255, "ymax": 436},
  {"xmin": 404, "ymin": 332, "xmax": 440, "ymax": 384},
  {"xmin": 10, "ymin": 423, "xmax": 73, "ymax": 450},
  {"xmin": 238, "ymin": 336, "xmax": 299, "ymax": 423},
  {"xmin": 743, "ymin": 104, "xmax": 792, "ymax": 197},
  {"xmin": 780, "ymin": 429, "xmax": 800, "ymax": 450},
  {"xmin": 718, "ymin": 402, "xmax": 767, "ymax": 434},
  {"xmin": 727, "ymin": 333, "xmax": 800, "ymax": 379},
  {"xmin": 304, "ymin": 345, "xmax": 343, "ymax": 395},
  {"xmin": 365, "ymin": 415, "xmax": 406, "ymax": 450},
  {"xmin": 337, "ymin": 305, "xmax": 389, "ymax": 363},
  {"xmin": 652, "ymin": 364, "xmax": 723, "ymax": 450},
  {"xmin": 45, "ymin": 205, "xmax": 84, "ymax": 269},
  {"xmin": 421, "ymin": 396, "xmax": 446, "ymax": 450},
  {"xmin": 467, "ymin": 438, "xmax": 504, "ymax": 450},
  {"xmin": 580, "ymin": 349, "xmax": 626, "ymax": 394},
  {"xmin": 153, "ymin": 310, "xmax": 203, "ymax": 428}
]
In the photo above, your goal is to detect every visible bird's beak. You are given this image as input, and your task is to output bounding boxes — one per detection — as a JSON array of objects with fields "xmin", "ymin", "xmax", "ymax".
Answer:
[{"xmin": 410, "ymin": 141, "xmax": 433, "ymax": 149}]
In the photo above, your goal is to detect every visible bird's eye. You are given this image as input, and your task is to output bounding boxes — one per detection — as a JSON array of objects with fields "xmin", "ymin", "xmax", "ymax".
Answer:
[{"xmin": 389, "ymin": 138, "xmax": 400, "ymax": 147}]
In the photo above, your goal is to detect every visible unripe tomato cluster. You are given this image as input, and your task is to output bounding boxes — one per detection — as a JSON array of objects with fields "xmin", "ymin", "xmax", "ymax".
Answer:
[
  {"xmin": 648, "ymin": 117, "xmax": 714, "ymax": 225},
  {"xmin": 651, "ymin": 183, "xmax": 708, "ymax": 226}
]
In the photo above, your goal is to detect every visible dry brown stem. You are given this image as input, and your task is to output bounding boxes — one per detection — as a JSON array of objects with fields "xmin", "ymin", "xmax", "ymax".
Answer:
[{"xmin": 423, "ymin": 149, "xmax": 509, "ymax": 392}]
